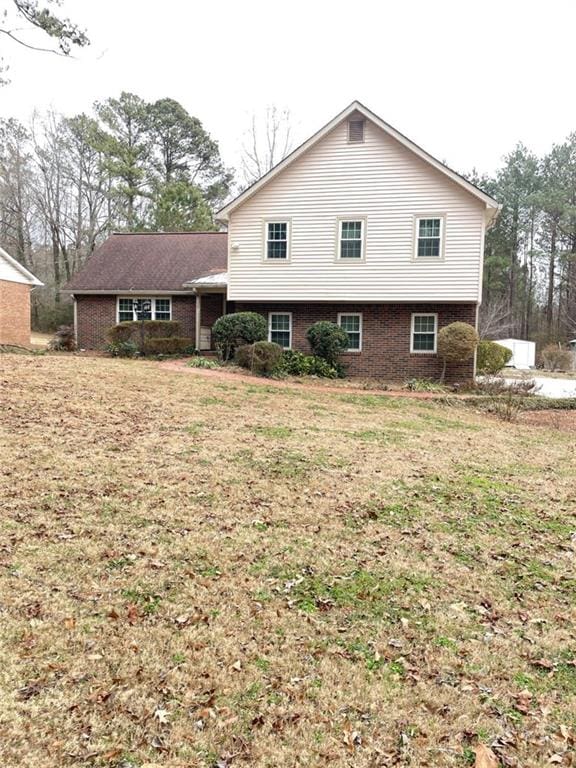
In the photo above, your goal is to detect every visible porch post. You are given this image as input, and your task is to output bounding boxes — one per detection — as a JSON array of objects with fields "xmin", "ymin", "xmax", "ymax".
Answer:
[
  {"xmin": 222, "ymin": 292, "xmax": 227, "ymax": 316},
  {"xmin": 195, "ymin": 292, "xmax": 202, "ymax": 351}
]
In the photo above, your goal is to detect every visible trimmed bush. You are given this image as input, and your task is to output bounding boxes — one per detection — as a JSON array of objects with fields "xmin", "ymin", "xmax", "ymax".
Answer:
[
  {"xmin": 187, "ymin": 356, "xmax": 221, "ymax": 369},
  {"xmin": 306, "ymin": 321, "xmax": 349, "ymax": 366},
  {"xmin": 477, "ymin": 340, "xmax": 512, "ymax": 375},
  {"xmin": 212, "ymin": 312, "xmax": 267, "ymax": 361},
  {"xmin": 106, "ymin": 341, "xmax": 139, "ymax": 358},
  {"xmin": 235, "ymin": 341, "xmax": 283, "ymax": 375},
  {"xmin": 541, "ymin": 343, "xmax": 573, "ymax": 372},
  {"xmin": 107, "ymin": 323, "xmax": 134, "ymax": 343},
  {"xmin": 144, "ymin": 337, "xmax": 194, "ymax": 356},
  {"xmin": 106, "ymin": 320, "xmax": 181, "ymax": 343},
  {"xmin": 276, "ymin": 349, "xmax": 340, "ymax": 378},
  {"xmin": 437, "ymin": 322, "xmax": 479, "ymax": 381}
]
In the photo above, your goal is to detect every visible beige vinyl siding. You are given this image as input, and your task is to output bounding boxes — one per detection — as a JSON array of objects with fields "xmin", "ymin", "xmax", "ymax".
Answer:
[{"xmin": 227, "ymin": 118, "xmax": 485, "ymax": 303}]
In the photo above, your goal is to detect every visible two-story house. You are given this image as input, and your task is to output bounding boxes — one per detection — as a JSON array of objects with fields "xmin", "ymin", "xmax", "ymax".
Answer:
[{"xmin": 67, "ymin": 101, "xmax": 499, "ymax": 380}]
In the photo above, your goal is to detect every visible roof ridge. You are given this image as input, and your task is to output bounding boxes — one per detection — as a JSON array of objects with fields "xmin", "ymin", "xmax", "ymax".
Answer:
[{"xmin": 112, "ymin": 231, "xmax": 226, "ymax": 236}]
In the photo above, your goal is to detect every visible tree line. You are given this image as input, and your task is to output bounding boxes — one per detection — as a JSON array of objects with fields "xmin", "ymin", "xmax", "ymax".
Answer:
[
  {"xmin": 0, "ymin": 92, "xmax": 232, "ymax": 326},
  {"xmin": 470, "ymin": 137, "xmax": 576, "ymax": 345},
  {"xmin": 1, "ymin": 90, "xmax": 576, "ymax": 345}
]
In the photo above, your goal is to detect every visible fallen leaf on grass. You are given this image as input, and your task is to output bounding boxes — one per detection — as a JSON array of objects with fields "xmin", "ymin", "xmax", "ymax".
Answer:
[
  {"xmin": 531, "ymin": 658, "xmax": 554, "ymax": 670},
  {"xmin": 154, "ymin": 708, "xmax": 170, "ymax": 724},
  {"xmin": 474, "ymin": 743, "xmax": 499, "ymax": 768},
  {"xmin": 514, "ymin": 689, "xmax": 533, "ymax": 714}
]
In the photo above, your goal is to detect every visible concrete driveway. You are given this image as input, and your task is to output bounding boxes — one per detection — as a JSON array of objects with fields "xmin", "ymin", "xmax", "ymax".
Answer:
[{"xmin": 504, "ymin": 375, "xmax": 576, "ymax": 398}]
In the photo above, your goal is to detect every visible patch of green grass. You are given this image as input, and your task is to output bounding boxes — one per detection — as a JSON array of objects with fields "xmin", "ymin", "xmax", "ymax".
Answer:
[
  {"xmin": 348, "ymin": 428, "xmax": 405, "ymax": 445},
  {"xmin": 254, "ymin": 657, "xmax": 270, "ymax": 672},
  {"xmin": 434, "ymin": 635, "xmax": 458, "ymax": 651},
  {"xmin": 186, "ymin": 421, "xmax": 208, "ymax": 436},
  {"xmin": 234, "ymin": 447, "xmax": 344, "ymax": 479},
  {"xmin": 281, "ymin": 567, "xmax": 433, "ymax": 618},
  {"xmin": 106, "ymin": 556, "xmax": 134, "ymax": 571},
  {"xmin": 252, "ymin": 425, "xmax": 294, "ymax": 439},
  {"xmin": 529, "ymin": 650, "xmax": 576, "ymax": 695},
  {"xmin": 335, "ymin": 639, "xmax": 406, "ymax": 676},
  {"xmin": 121, "ymin": 586, "xmax": 162, "ymax": 614},
  {"xmin": 190, "ymin": 551, "xmax": 221, "ymax": 578},
  {"xmin": 199, "ymin": 396, "xmax": 226, "ymax": 406},
  {"xmin": 338, "ymin": 393, "xmax": 401, "ymax": 409}
]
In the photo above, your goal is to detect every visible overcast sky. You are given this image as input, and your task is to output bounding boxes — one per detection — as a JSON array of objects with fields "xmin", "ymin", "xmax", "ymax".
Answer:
[{"xmin": 1, "ymin": 0, "xmax": 575, "ymax": 180}]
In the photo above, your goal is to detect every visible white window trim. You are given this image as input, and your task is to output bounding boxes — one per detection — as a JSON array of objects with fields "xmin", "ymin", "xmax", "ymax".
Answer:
[
  {"xmin": 268, "ymin": 311, "xmax": 292, "ymax": 349},
  {"xmin": 337, "ymin": 312, "xmax": 363, "ymax": 353},
  {"xmin": 336, "ymin": 217, "xmax": 366, "ymax": 262},
  {"xmin": 410, "ymin": 313, "xmax": 438, "ymax": 354},
  {"xmin": 263, "ymin": 219, "xmax": 291, "ymax": 262},
  {"xmin": 413, "ymin": 214, "xmax": 446, "ymax": 261},
  {"xmin": 116, "ymin": 296, "xmax": 172, "ymax": 323}
]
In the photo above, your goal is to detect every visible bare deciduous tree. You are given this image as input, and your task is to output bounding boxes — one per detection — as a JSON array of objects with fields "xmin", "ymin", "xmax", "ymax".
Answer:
[
  {"xmin": 240, "ymin": 106, "xmax": 293, "ymax": 187},
  {"xmin": 478, "ymin": 296, "xmax": 514, "ymax": 339}
]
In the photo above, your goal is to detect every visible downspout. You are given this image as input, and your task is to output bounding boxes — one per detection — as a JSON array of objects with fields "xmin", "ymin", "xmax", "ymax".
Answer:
[
  {"xmin": 193, "ymin": 289, "xmax": 202, "ymax": 352},
  {"xmin": 72, "ymin": 293, "xmax": 78, "ymax": 348}
]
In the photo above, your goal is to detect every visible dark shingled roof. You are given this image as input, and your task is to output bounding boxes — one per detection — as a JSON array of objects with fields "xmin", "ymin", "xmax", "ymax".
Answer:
[{"xmin": 65, "ymin": 232, "xmax": 228, "ymax": 292}]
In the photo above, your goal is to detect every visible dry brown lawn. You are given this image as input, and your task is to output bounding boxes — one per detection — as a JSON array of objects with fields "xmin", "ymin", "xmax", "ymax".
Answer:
[{"xmin": 1, "ymin": 355, "xmax": 575, "ymax": 768}]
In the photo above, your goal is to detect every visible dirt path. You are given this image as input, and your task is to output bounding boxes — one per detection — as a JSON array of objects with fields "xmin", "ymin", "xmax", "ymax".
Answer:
[{"xmin": 160, "ymin": 358, "xmax": 447, "ymax": 399}]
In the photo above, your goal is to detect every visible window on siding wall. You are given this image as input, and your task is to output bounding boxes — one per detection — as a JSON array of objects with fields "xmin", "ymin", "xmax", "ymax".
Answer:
[
  {"xmin": 117, "ymin": 297, "xmax": 172, "ymax": 322},
  {"xmin": 339, "ymin": 220, "xmax": 364, "ymax": 259},
  {"xmin": 268, "ymin": 312, "xmax": 292, "ymax": 348},
  {"xmin": 266, "ymin": 222, "xmax": 288, "ymax": 259},
  {"xmin": 416, "ymin": 217, "xmax": 443, "ymax": 258},
  {"xmin": 338, "ymin": 313, "xmax": 362, "ymax": 351},
  {"xmin": 411, "ymin": 314, "xmax": 437, "ymax": 353}
]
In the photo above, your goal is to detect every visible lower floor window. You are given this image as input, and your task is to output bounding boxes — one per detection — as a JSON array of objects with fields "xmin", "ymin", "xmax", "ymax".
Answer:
[
  {"xmin": 411, "ymin": 313, "xmax": 437, "ymax": 352},
  {"xmin": 117, "ymin": 297, "xmax": 172, "ymax": 322},
  {"xmin": 338, "ymin": 312, "xmax": 362, "ymax": 351},
  {"xmin": 269, "ymin": 312, "xmax": 292, "ymax": 348}
]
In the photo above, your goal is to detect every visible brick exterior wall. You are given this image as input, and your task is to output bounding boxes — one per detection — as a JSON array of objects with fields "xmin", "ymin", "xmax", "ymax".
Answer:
[
  {"xmin": 75, "ymin": 293, "xmax": 477, "ymax": 381},
  {"xmin": 234, "ymin": 302, "xmax": 478, "ymax": 381},
  {"xmin": 0, "ymin": 279, "xmax": 32, "ymax": 346},
  {"xmin": 75, "ymin": 295, "xmax": 117, "ymax": 349},
  {"xmin": 75, "ymin": 294, "xmax": 221, "ymax": 349}
]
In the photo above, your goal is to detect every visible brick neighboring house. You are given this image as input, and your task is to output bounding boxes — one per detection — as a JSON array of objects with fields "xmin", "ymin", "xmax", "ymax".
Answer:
[
  {"xmin": 66, "ymin": 101, "xmax": 500, "ymax": 381},
  {"xmin": 0, "ymin": 247, "xmax": 43, "ymax": 346}
]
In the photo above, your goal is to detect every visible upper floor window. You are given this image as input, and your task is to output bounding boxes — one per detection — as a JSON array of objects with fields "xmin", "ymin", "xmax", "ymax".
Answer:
[
  {"xmin": 117, "ymin": 297, "xmax": 172, "ymax": 323},
  {"xmin": 266, "ymin": 221, "xmax": 289, "ymax": 260},
  {"xmin": 268, "ymin": 312, "xmax": 292, "ymax": 348},
  {"xmin": 338, "ymin": 219, "xmax": 364, "ymax": 260},
  {"xmin": 415, "ymin": 217, "xmax": 443, "ymax": 258},
  {"xmin": 411, "ymin": 313, "xmax": 437, "ymax": 353},
  {"xmin": 348, "ymin": 119, "xmax": 365, "ymax": 143},
  {"xmin": 338, "ymin": 313, "xmax": 362, "ymax": 351}
]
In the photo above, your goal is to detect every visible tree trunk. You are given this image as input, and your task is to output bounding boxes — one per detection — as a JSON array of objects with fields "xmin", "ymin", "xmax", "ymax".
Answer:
[{"xmin": 547, "ymin": 225, "xmax": 557, "ymax": 334}]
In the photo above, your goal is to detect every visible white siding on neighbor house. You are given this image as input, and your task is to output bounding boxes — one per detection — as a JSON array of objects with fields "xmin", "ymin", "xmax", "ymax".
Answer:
[
  {"xmin": 0, "ymin": 254, "xmax": 29, "ymax": 284},
  {"xmin": 227, "ymin": 118, "xmax": 486, "ymax": 303}
]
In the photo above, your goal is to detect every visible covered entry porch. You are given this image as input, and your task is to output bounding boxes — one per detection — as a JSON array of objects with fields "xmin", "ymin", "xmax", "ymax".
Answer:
[{"xmin": 184, "ymin": 271, "xmax": 228, "ymax": 352}]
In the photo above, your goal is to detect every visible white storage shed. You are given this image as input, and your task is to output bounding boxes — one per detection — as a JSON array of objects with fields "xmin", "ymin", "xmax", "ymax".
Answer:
[{"xmin": 493, "ymin": 338, "xmax": 535, "ymax": 369}]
